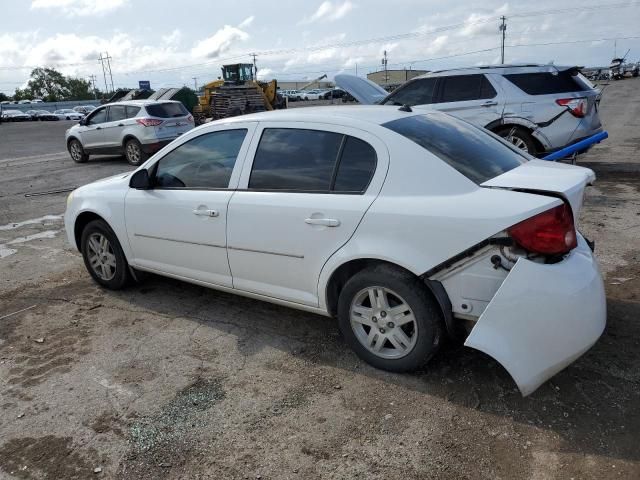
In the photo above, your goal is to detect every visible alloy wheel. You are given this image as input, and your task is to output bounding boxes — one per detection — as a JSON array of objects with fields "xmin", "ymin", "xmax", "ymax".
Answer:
[
  {"xmin": 70, "ymin": 142, "xmax": 82, "ymax": 161},
  {"xmin": 506, "ymin": 135, "xmax": 529, "ymax": 152},
  {"xmin": 126, "ymin": 142, "xmax": 141, "ymax": 164},
  {"xmin": 86, "ymin": 233, "xmax": 117, "ymax": 281},
  {"xmin": 350, "ymin": 287, "xmax": 418, "ymax": 359}
]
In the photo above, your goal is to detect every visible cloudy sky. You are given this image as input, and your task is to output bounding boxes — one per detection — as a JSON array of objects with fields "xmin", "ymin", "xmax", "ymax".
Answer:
[{"xmin": 1, "ymin": 0, "xmax": 639, "ymax": 94}]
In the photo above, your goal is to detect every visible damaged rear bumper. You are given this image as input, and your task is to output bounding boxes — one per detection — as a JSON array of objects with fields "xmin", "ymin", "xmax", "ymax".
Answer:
[{"xmin": 464, "ymin": 234, "xmax": 606, "ymax": 396}]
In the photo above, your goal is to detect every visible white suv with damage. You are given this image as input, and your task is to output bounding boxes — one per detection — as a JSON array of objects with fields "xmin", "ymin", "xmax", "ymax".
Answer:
[{"xmin": 64, "ymin": 106, "xmax": 606, "ymax": 396}]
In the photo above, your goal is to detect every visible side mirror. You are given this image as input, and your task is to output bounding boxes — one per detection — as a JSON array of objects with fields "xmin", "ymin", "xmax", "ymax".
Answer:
[
  {"xmin": 79, "ymin": 118, "xmax": 87, "ymax": 126},
  {"xmin": 129, "ymin": 169, "xmax": 152, "ymax": 190}
]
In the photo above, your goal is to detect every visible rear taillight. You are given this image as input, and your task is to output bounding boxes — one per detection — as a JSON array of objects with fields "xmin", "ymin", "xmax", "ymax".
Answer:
[
  {"xmin": 508, "ymin": 203, "xmax": 577, "ymax": 255},
  {"xmin": 136, "ymin": 118, "xmax": 163, "ymax": 127},
  {"xmin": 556, "ymin": 97, "xmax": 587, "ymax": 118}
]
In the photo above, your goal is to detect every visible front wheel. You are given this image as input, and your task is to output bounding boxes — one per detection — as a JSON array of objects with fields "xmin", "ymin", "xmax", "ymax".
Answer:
[
  {"xmin": 81, "ymin": 219, "xmax": 131, "ymax": 289},
  {"xmin": 337, "ymin": 265, "xmax": 443, "ymax": 372},
  {"xmin": 495, "ymin": 126, "xmax": 537, "ymax": 155},
  {"xmin": 68, "ymin": 139, "xmax": 89, "ymax": 163},
  {"xmin": 124, "ymin": 138, "xmax": 148, "ymax": 166}
]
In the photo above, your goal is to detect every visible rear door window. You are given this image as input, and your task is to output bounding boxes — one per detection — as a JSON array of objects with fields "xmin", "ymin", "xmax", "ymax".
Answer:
[
  {"xmin": 382, "ymin": 78, "xmax": 438, "ymax": 106},
  {"xmin": 108, "ymin": 105, "xmax": 127, "ymax": 122},
  {"xmin": 126, "ymin": 106, "xmax": 141, "ymax": 118},
  {"xmin": 437, "ymin": 74, "xmax": 495, "ymax": 103},
  {"xmin": 249, "ymin": 129, "xmax": 343, "ymax": 191},
  {"xmin": 383, "ymin": 113, "xmax": 526, "ymax": 184},
  {"xmin": 503, "ymin": 71, "xmax": 590, "ymax": 95},
  {"xmin": 333, "ymin": 137, "xmax": 377, "ymax": 192},
  {"xmin": 145, "ymin": 102, "xmax": 188, "ymax": 118}
]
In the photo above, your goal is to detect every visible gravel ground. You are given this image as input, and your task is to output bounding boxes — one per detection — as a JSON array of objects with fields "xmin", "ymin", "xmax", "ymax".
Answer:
[{"xmin": 0, "ymin": 80, "xmax": 639, "ymax": 479}]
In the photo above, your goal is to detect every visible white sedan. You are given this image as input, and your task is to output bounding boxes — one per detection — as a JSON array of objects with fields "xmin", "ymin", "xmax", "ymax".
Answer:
[
  {"xmin": 299, "ymin": 89, "xmax": 324, "ymax": 100},
  {"xmin": 54, "ymin": 109, "xmax": 84, "ymax": 120},
  {"xmin": 64, "ymin": 106, "xmax": 606, "ymax": 396}
]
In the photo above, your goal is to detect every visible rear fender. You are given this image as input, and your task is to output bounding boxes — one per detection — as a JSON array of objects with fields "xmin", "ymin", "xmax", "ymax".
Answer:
[{"xmin": 485, "ymin": 117, "xmax": 552, "ymax": 152}]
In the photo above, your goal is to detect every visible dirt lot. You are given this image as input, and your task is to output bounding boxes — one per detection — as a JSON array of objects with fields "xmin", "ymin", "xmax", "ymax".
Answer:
[{"xmin": 0, "ymin": 82, "xmax": 639, "ymax": 479}]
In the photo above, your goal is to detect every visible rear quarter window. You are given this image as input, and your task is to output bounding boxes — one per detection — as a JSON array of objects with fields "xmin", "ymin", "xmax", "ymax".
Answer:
[
  {"xmin": 504, "ymin": 71, "xmax": 590, "ymax": 95},
  {"xmin": 145, "ymin": 102, "xmax": 188, "ymax": 118},
  {"xmin": 383, "ymin": 113, "xmax": 526, "ymax": 184}
]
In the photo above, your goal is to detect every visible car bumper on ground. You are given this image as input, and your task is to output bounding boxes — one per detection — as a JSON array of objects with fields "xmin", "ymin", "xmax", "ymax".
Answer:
[{"xmin": 464, "ymin": 234, "xmax": 606, "ymax": 396}]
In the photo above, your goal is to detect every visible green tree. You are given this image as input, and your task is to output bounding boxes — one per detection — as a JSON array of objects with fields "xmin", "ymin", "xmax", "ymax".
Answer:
[
  {"xmin": 27, "ymin": 67, "xmax": 68, "ymax": 101},
  {"xmin": 13, "ymin": 88, "xmax": 31, "ymax": 101},
  {"xmin": 65, "ymin": 77, "xmax": 95, "ymax": 100},
  {"xmin": 0, "ymin": 93, "xmax": 8, "ymax": 102}
]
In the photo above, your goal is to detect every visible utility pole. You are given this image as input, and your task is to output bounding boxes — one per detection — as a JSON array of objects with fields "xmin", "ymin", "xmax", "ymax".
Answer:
[
  {"xmin": 98, "ymin": 52, "xmax": 114, "ymax": 93},
  {"xmin": 192, "ymin": 77, "xmax": 198, "ymax": 91},
  {"xmin": 88, "ymin": 74, "xmax": 97, "ymax": 99},
  {"xmin": 382, "ymin": 50, "xmax": 388, "ymax": 85},
  {"xmin": 105, "ymin": 52, "xmax": 114, "ymax": 93},
  {"xmin": 251, "ymin": 53, "xmax": 258, "ymax": 80},
  {"xmin": 98, "ymin": 53, "xmax": 109, "ymax": 94},
  {"xmin": 499, "ymin": 16, "xmax": 507, "ymax": 64},
  {"xmin": 355, "ymin": 63, "xmax": 358, "ymax": 76}
]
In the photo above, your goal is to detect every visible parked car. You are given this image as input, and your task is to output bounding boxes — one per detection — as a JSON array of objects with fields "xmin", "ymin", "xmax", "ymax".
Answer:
[
  {"xmin": 18, "ymin": 99, "xmax": 32, "ymax": 104},
  {"xmin": 32, "ymin": 109, "xmax": 60, "ymax": 121},
  {"xmin": 336, "ymin": 64, "xmax": 604, "ymax": 157},
  {"xmin": 73, "ymin": 105, "xmax": 96, "ymax": 114},
  {"xmin": 25, "ymin": 109, "xmax": 40, "ymax": 120},
  {"xmin": 322, "ymin": 88, "xmax": 346, "ymax": 99},
  {"xmin": 300, "ymin": 89, "xmax": 324, "ymax": 100},
  {"xmin": 64, "ymin": 106, "xmax": 605, "ymax": 396},
  {"xmin": 0, "ymin": 100, "xmax": 11, "ymax": 105},
  {"xmin": 279, "ymin": 90, "xmax": 303, "ymax": 101},
  {"xmin": 32, "ymin": 99, "xmax": 44, "ymax": 103},
  {"xmin": 54, "ymin": 109, "xmax": 84, "ymax": 120},
  {"xmin": 1, "ymin": 109, "xmax": 31, "ymax": 121},
  {"xmin": 65, "ymin": 100, "xmax": 195, "ymax": 165}
]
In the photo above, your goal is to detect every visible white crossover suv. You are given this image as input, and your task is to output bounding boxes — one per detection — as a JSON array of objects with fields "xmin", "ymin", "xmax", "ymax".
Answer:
[
  {"xmin": 65, "ymin": 100, "xmax": 194, "ymax": 166},
  {"xmin": 64, "ymin": 106, "xmax": 606, "ymax": 396}
]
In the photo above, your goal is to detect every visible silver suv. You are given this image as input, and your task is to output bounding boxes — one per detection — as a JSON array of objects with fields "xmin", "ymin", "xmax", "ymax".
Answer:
[
  {"xmin": 66, "ymin": 100, "xmax": 195, "ymax": 165},
  {"xmin": 337, "ymin": 64, "xmax": 603, "ymax": 156}
]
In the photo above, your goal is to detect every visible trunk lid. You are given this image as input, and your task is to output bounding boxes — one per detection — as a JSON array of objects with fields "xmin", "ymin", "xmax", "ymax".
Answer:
[
  {"xmin": 481, "ymin": 159, "xmax": 595, "ymax": 219},
  {"xmin": 334, "ymin": 74, "xmax": 389, "ymax": 105}
]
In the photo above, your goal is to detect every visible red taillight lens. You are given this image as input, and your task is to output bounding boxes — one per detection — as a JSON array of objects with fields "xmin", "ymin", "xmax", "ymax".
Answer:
[
  {"xmin": 508, "ymin": 203, "xmax": 577, "ymax": 255},
  {"xmin": 136, "ymin": 118, "xmax": 163, "ymax": 127},
  {"xmin": 556, "ymin": 97, "xmax": 587, "ymax": 118}
]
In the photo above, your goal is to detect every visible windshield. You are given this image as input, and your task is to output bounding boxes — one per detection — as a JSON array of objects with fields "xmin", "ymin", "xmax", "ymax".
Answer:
[{"xmin": 383, "ymin": 113, "xmax": 527, "ymax": 184}]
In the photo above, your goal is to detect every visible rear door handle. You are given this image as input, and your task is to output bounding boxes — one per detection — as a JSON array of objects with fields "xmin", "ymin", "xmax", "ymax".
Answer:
[
  {"xmin": 193, "ymin": 209, "xmax": 219, "ymax": 217},
  {"xmin": 481, "ymin": 101, "xmax": 498, "ymax": 107},
  {"xmin": 305, "ymin": 218, "xmax": 340, "ymax": 227}
]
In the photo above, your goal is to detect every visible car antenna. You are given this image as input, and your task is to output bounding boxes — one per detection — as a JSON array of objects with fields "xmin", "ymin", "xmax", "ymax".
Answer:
[{"xmin": 398, "ymin": 104, "xmax": 412, "ymax": 112}]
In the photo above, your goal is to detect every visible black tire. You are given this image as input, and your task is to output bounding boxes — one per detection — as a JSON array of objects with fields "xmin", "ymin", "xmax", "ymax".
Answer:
[
  {"xmin": 68, "ymin": 139, "xmax": 89, "ymax": 163},
  {"xmin": 80, "ymin": 219, "xmax": 131, "ymax": 290},
  {"xmin": 337, "ymin": 265, "xmax": 443, "ymax": 372},
  {"xmin": 495, "ymin": 126, "xmax": 538, "ymax": 155},
  {"xmin": 124, "ymin": 138, "xmax": 148, "ymax": 166}
]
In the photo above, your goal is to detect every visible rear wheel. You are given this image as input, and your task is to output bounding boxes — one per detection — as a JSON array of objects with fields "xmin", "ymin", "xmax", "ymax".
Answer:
[
  {"xmin": 124, "ymin": 138, "xmax": 148, "ymax": 166},
  {"xmin": 68, "ymin": 139, "xmax": 89, "ymax": 163},
  {"xmin": 337, "ymin": 265, "xmax": 443, "ymax": 372},
  {"xmin": 81, "ymin": 219, "xmax": 131, "ymax": 290},
  {"xmin": 496, "ymin": 126, "xmax": 537, "ymax": 155}
]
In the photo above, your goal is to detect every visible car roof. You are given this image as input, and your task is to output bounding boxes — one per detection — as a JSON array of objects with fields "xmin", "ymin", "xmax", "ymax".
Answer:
[
  {"xmin": 416, "ymin": 64, "xmax": 577, "ymax": 78},
  {"xmin": 211, "ymin": 105, "xmax": 428, "ymax": 128},
  {"xmin": 106, "ymin": 99, "xmax": 181, "ymax": 107}
]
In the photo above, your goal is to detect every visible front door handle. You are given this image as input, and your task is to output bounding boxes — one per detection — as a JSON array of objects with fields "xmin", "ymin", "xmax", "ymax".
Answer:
[
  {"xmin": 481, "ymin": 101, "xmax": 498, "ymax": 107},
  {"xmin": 305, "ymin": 217, "xmax": 340, "ymax": 227},
  {"xmin": 193, "ymin": 208, "xmax": 219, "ymax": 217}
]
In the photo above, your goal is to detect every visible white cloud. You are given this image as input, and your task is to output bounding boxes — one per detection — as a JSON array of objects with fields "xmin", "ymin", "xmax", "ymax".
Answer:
[
  {"xmin": 300, "ymin": 1, "xmax": 355, "ymax": 24},
  {"xmin": 162, "ymin": 29, "xmax": 182, "ymax": 46},
  {"xmin": 191, "ymin": 25, "xmax": 250, "ymax": 59},
  {"xmin": 238, "ymin": 15, "xmax": 255, "ymax": 29},
  {"xmin": 30, "ymin": 0, "xmax": 128, "ymax": 16}
]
